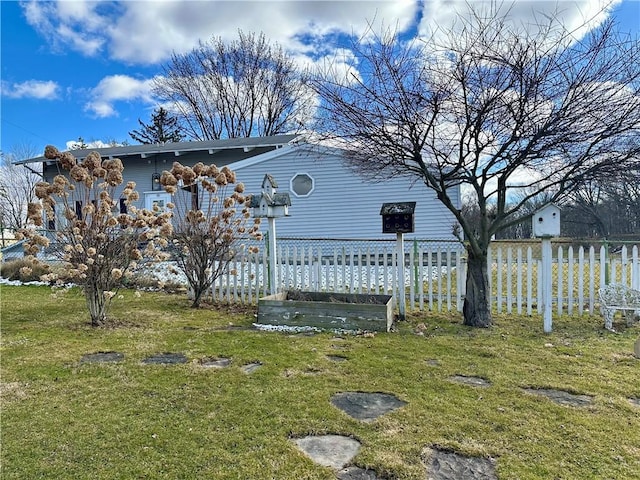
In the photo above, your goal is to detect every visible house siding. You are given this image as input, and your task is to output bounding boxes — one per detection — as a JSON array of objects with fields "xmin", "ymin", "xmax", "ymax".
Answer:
[
  {"xmin": 41, "ymin": 143, "xmax": 460, "ymax": 241},
  {"xmin": 234, "ymin": 147, "xmax": 460, "ymax": 240}
]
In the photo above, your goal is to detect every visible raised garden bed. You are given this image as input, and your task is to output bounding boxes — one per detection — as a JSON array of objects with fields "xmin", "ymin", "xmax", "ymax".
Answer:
[{"xmin": 257, "ymin": 290, "xmax": 394, "ymax": 332}]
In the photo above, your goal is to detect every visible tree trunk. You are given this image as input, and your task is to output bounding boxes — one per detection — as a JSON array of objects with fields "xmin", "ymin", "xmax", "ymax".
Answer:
[
  {"xmin": 190, "ymin": 286, "xmax": 205, "ymax": 308},
  {"xmin": 463, "ymin": 251, "xmax": 492, "ymax": 328},
  {"xmin": 85, "ymin": 284, "xmax": 107, "ymax": 327}
]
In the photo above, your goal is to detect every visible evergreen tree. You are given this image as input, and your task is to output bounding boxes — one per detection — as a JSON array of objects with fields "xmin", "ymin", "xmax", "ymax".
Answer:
[{"xmin": 129, "ymin": 107, "xmax": 184, "ymax": 145}]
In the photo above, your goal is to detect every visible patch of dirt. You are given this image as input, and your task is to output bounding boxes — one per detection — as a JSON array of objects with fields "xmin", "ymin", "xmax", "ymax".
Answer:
[{"xmin": 0, "ymin": 382, "xmax": 28, "ymax": 401}]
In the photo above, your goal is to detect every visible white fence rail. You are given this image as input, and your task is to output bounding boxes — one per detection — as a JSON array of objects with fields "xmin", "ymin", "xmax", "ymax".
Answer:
[{"xmin": 209, "ymin": 242, "xmax": 640, "ymax": 316}]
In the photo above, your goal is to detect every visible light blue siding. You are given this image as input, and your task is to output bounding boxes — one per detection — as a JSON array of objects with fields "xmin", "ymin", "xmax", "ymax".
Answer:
[
  {"xmin": 234, "ymin": 146, "xmax": 460, "ymax": 240},
  {"xmin": 41, "ymin": 143, "xmax": 460, "ymax": 240}
]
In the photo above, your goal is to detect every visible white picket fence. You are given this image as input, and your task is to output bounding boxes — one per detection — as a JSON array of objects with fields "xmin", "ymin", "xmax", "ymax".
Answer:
[{"xmin": 209, "ymin": 242, "xmax": 640, "ymax": 316}]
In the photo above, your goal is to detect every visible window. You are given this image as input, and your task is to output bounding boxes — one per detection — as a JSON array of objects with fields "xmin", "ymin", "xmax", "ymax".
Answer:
[{"xmin": 290, "ymin": 173, "xmax": 314, "ymax": 197}]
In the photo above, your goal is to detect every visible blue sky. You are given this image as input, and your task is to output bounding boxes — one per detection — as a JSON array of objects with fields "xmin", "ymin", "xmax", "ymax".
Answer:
[{"xmin": 1, "ymin": 0, "xmax": 638, "ymax": 158}]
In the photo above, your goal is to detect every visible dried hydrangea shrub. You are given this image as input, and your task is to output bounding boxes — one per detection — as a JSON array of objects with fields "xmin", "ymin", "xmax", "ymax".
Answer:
[
  {"xmin": 160, "ymin": 161, "xmax": 261, "ymax": 307},
  {"xmin": 19, "ymin": 146, "xmax": 172, "ymax": 326}
]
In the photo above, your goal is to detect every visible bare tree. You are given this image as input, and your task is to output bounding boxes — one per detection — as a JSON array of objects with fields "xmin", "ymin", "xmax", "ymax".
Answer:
[
  {"xmin": 19, "ymin": 146, "xmax": 172, "ymax": 326},
  {"xmin": 562, "ymin": 166, "xmax": 640, "ymax": 238},
  {"xmin": 0, "ymin": 142, "xmax": 42, "ymax": 230},
  {"xmin": 153, "ymin": 31, "xmax": 313, "ymax": 140},
  {"xmin": 311, "ymin": 6, "xmax": 640, "ymax": 327},
  {"xmin": 159, "ymin": 162, "xmax": 261, "ymax": 307}
]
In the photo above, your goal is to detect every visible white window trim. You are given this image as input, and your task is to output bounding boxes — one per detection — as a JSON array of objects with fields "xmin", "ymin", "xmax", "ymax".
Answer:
[{"xmin": 290, "ymin": 172, "xmax": 315, "ymax": 197}]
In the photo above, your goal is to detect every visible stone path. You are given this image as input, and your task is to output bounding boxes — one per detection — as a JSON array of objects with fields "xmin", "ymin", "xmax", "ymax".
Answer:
[
  {"xmin": 200, "ymin": 357, "xmax": 231, "ymax": 368},
  {"xmin": 423, "ymin": 448, "xmax": 497, "ymax": 480},
  {"xmin": 330, "ymin": 392, "xmax": 407, "ymax": 422},
  {"xmin": 141, "ymin": 352, "xmax": 188, "ymax": 365},
  {"xmin": 293, "ymin": 435, "xmax": 361, "ymax": 469},
  {"xmin": 523, "ymin": 388, "xmax": 593, "ymax": 407},
  {"xmin": 80, "ymin": 351, "xmax": 124, "ymax": 363},
  {"xmin": 449, "ymin": 375, "xmax": 491, "ymax": 387},
  {"xmin": 80, "ymin": 347, "xmax": 618, "ymax": 479}
]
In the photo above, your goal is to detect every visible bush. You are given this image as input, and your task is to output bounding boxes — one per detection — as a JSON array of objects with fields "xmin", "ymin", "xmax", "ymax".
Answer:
[{"xmin": 0, "ymin": 258, "xmax": 51, "ymax": 282}]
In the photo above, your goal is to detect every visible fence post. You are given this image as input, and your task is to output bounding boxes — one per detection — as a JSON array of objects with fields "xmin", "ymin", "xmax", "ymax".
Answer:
[
  {"xmin": 396, "ymin": 233, "xmax": 406, "ymax": 321},
  {"xmin": 541, "ymin": 237, "xmax": 553, "ymax": 333}
]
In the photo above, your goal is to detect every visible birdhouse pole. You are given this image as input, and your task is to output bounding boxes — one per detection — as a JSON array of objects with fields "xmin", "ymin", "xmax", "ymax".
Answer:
[
  {"xmin": 532, "ymin": 203, "xmax": 561, "ymax": 333},
  {"xmin": 396, "ymin": 232, "xmax": 406, "ymax": 321},
  {"xmin": 249, "ymin": 174, "xmax": 292, "ymax": 296},
  {"xmin": 268, "ymin": 217, "xmax": 278, "ymax": 295},
  {"xmin": 380, "ymin": 202, "xmax": 416, "ymax": 322}
]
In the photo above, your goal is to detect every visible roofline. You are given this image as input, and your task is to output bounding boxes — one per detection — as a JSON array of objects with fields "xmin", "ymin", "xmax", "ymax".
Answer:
[{"xmin": 13, "ymin": 134, "xmax": 304, "ymax": 165}]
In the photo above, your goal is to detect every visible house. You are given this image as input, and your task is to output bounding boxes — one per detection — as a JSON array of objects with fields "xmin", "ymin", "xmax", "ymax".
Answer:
[{"xmin": 15, "ymin": 135, "xmax": 461, "ymax": 241}]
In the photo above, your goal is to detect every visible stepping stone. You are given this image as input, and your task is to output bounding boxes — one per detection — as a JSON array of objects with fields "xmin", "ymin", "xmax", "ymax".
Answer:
[
  {"xmin": 426, "ymin": 359, "xmax": 440, "ymax": 366},
  {"xmin": 293, "ymin": 435, "xmax": 360, "ymax": 470},
  {"xmin": 241, "ymin": 362, "xmax": 262, "ymax": 374},
  {"xmin": 628, "ymin": 397, "xmax": 640, "ymax": 407},
  {"xmin": 337, "ymin": 466, "xmax": 382, "ymax": 479},
  {"xmin": 200, "ymin": 357, "xmax": 231, "ymax": 368},
  {"xmin": 523, "ymin": 388, "xmax": 593, "ymax": 407},
  {"xmin": 80, "ymin": 352, "xmax": 124, "ymax": 363},
  {"xmin": 449, "ymin": 375, "xmax": 491, "ymax": 387},
  {"xmin": 331, "ymin": 392, "xmax": 407, "ymax": 422},
  {"xmin": 141, "ymin": 353, "xmax": 188, "ymax": 365},
  {"xmin": 327, "ymin": 355, "xmax": 348, "ymax": 362},
  {"xmin": 424, "ymin": 448, "xmax": 497, "ymax": 480}
]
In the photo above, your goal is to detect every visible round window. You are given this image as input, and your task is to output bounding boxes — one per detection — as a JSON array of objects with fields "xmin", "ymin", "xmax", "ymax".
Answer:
[{"xmin": 291, "ymin": 173, "xmax": 314, "ymax": 197}]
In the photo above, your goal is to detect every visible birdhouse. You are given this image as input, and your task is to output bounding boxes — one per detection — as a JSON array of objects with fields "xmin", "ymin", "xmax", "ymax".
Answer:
[
  {"xmin": 532, "ymin": 203, "xmax": 560, "ymax": 237},
  {"xmin": 249, "ymin": 174, "xmax": 291, "ymax": 218},
  {"xmin": 380, "ymin": 202, "xmax": 416, "ymax": 234}
]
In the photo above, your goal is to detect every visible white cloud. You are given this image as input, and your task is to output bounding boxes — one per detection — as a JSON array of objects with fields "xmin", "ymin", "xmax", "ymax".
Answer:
[
  {"xmin": 417, "ymin": 0, "xmax": 623, "ymax": 45},
  {"xmin": 22, "ymin": 0, "xmax": 106, "ymax": 56},
  {"xmin": 1, "ymin": 80, "xmax": 60, "ymax": 99},
  {"xmin": 84, "ymin": 75, "xmax": 156, "ymax": 118},
  {"xmin": 22, "ymin": 0, "xmax": 419, "ymax": 65},
  {"xmin": 64, "ymin": 139, "xmax": 117, "ymax": 150}
]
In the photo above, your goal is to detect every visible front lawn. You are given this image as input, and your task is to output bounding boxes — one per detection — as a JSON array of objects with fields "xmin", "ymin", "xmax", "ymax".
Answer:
[{"xmin": 1, "ymin": 285, "xmax": 639, "ymax": 479}]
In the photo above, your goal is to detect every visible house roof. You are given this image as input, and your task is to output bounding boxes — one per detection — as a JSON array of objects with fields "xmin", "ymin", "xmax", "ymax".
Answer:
[{"xmin": 13, "ymin": 134, "xmax": 302, "ymax": 165}]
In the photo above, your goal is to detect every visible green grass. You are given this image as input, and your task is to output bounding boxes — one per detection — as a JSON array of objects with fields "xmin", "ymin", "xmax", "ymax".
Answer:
[{"xmin": 1, "ymin": 285, "xmax": 639, "ymax": 479}]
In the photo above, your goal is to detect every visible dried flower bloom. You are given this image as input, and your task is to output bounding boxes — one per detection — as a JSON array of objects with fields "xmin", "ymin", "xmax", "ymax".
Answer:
[
  {"xmin": 105, "ymin": 169, "xmax": 123, "ymax": 186},
  {"xmin": 69, "ymin": 165, "xmax": 88, "ymax": 183},
  {"xmin": 234, "ymin": 183, "xmax": 245, "ymax": 193},
  {"xmin": 182, "ymin": 167, "xmax": 196, "ymax": 185},
  {"xmin": 44, "ymin": 145, "xmax": 60, "ymax": 159},
  {"xmin": 93, "ymin": 167, "xmax": 107, "ymax": 179},
  {"xmin": 192, "ymin": 162, "xmax": 206, "ymax": 175},
  {"xmin": 19, "ymin": 266, "xmax": 33, "ymax": 277},
  {"xmin": 215, "ymin": 173, "xmax": 227, "ymax": 186},
  {"xmin": 103, "ymin": 291, "xmax": 116, "ymax": 300},
  {"xmin": 171, "ymin": 162, "xmax": 185, "ymax": 177},
  {"xmin": 160, "ymin": 171, "xmax": 178, "ymax": 187},
  {"xmin": 34, "ymin": 182, "xmax": 50, "ymax": 199},
  {"xmin": 83, "ymin": 152, "xmax": 102, "ymax": 171},
  {"xmin": 59, "ymin": 152, "xmax": 76, "ymax": 169},
  {"xmin": 111, "ymin": 269, "xmax": 123, "ymax": 280}
]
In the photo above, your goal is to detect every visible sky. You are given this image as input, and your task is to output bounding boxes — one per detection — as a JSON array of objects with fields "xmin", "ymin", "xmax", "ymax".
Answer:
[{"xmin": 1, "ymin": 0, "xmax": 638, "ymax": 159}]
